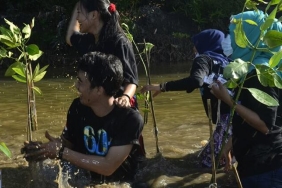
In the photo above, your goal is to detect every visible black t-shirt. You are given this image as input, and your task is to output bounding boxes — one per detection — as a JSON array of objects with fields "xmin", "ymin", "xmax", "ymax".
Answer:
[
  {"xmin": 166, "ymin": 55, "xmax": 230, "ymax": 123},
  {"xmin": 232, "ymin": 71, "xmax": 282, "ymax": 178},
  {"xmin": 62, "ymin": 98, "xmax": 144, "ymax": 183},
  {"xmin": 70, "ymin": 32, "xmax": 138, "ymax": 96}
]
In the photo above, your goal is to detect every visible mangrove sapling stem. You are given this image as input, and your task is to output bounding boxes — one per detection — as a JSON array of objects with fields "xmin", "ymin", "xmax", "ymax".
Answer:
[
  {"xmin": 132, "ymin": 40, "xmax": 149, "ymax": 124},
  {"xmin": 24, "ymin": 53, "xmax": 32, "ymax": 142},
  {"xmin": 143, "ymin": 39, "xmax": 160, "ymax": 153},
  {"xmin": 215, "ymin": 73, "xmax": 247, "ymax": 170},
  {"xmin": 207, "ymin": 99, "xmax": 217, "ymax": 185},
  {"xmin": 122, "ymin": 23, "xmax": 160, "ymax": 153},
  {"xmin": 232, "ymin": 163, "xmax": 243, "ymax": 188}
]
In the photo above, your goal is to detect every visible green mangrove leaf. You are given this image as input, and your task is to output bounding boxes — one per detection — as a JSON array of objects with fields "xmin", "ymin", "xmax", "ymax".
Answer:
[
  {"xmin": 245, "ymin": 0, "xmax": 259, "ymax": 10},
  {"xmin": 5, "ymin": 61, "xmax": 22, "ymax": 76},
  {"xmin": 273, "ymin": 73, "xmax": 282, "ymax": 89},
  {"xmin": 255, "ymin": 64, "xmax": 275, "ymax": 87},
  {"xmin": 247, "ymin": 88, "xmax": 279, "ymax": 106},
  {"xmin": 0, "ymin": 26, "xmax": 13, "ymax": 38},
  {"xmin": 136, "ymin": 92, "xmax": 145, "ymax": 100},
  {"xmin": 32, "ymin": 86, "xmax": 42, "ymax": 95},
  {"xmin": 279, "ymin": 15, "xmax": 282, "ymax": 22},
  {"xmin": 26, "ymin": 44, "xmax": 39, "ymax": 55},
  {"xmin": 33, "ymin": 63, "xmax": 40, "ymax": 78},
  {"xmin": 260, "ymin": 6, "xmax": 277, "ymax": 31},
  {"xmin": 12, "ymin": 67, "xmax": 26, "ymax": 78},
  {"xmin": 141, "ymin": 108, "xmax": 150, "ymax": 113},
  {"xmin": 255, "ymin": 0, "xmax": 268, "ymax": 4},
  {"xmin": 29, "ymin": 50, "xmax": 43, "ymax": 61},
  {"xmin": 12, "ymin": 74, "xmax": 26, "ymax": 83},
  {"xmin": 225, "ymin": 78, "xmax": 240, "ymax": 89},
  {"xmin": 8, "ymin": 51, "xmax": 13, "ymax": 57},
  {"xmin": 30, "ymin": 18, "xmax": 35, "ymax": 29},
  {"xmin": 269, "ymin": 51, "xmax": 282, "ymax": 68},
  {"xmin": 266, "ymin": 0, "xmax": 279, "ymax": 12},
  {"xmin": 22, "ymin": 24, "xmax": 31, "ymax": 39},
  {"xmin": 121, "ymin": 23, "xmax": 129, "ymax": 31},
  {"xmin": 33, "ymin": 71, "xmax": 46, "ymax": 82},
  {"xmin": 4, "ymin": 18, "xmax": 21, "ymax": 35},
  {"xmin": 269, "ymin": 0, "xmax": 280, "ymax": 5},
  {"xmin": 263, "ymin": 30, "xmax": 282, "ymax": 48},
  {"xmin": 39, "ymin": 64, "xmax": 49, "ymax": 74},
  {"xmin": 234, "ymin": 21, "xmax": 248, "ymax": 48},
  {"xmin": 18, "ymin": 52, "xmax": 24, "ymax": 61},
  {"xmin": 0, "ymin": 142, "xmax": 11, "ymax": 158},
  {"xmin": 244, "ymin": 19, "xmax": 258, "ymax": 26},
  {"xmin": 144, "ymin": 43, "xmax": 154, "ymax": 53},
  {"xmin": 125, "ymin": 33, "xmax": 133, "ymax": 42},
  {"xmin": 0, "ymin": 34, "xmax": 19, "ymax": 48},
  {"xmin": 223, "ymin": 59, "xmax": 249, "ymax": 80},
  {"xmin": 279, "ymin": 4, "xmax": 282, "ymax": 12},
  {"xmin": 0, "ymin": 47, "xmax": 7, "ymax": 58}
]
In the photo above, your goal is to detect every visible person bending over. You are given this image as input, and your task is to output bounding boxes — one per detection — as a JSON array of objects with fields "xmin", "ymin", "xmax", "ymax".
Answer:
[{"xmin": 140, "ymin": 29, "xmax": 232, "ymax": 168}]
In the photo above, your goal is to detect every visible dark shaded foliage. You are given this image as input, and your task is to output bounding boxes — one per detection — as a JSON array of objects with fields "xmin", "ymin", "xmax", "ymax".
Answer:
[{"xmin": 1, "ymin": 0, "xmax": 246, "ymax": 66}]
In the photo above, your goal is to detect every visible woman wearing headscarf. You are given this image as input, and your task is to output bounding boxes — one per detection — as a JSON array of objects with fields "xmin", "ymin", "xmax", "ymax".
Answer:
[
  {"xmin": 140, "ymin": 29, "xmax": 231, "ymax": 168},
  {"xmin": 211, "ymin": 10, "xmax": 282, "ymax": 187}
]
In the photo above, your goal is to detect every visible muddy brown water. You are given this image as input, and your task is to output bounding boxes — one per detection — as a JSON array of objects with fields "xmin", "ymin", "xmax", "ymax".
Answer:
[{"xmin": 0, "ymin": 64, "xmax": 237, "ymax": 188}]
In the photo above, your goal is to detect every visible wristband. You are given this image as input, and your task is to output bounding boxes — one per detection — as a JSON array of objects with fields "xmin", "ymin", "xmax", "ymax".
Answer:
[
  {"xmin": 122, "ymin": 93, "xmax": 131, "ymax": 101},
  {"xmin": 160, "ymin": 82, "xmax": 167, "ymax": 92},
  {"xmin": 58, "ymin": 146, "xmax": 65, "ymax": 160}
]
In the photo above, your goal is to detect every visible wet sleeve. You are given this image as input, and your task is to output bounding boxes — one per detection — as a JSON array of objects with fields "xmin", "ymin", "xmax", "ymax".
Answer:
[
  {"xmin": 110, "ymin": 109, "xmax": 144, "ymax": 146},
  {"xmin": 166, "ymin": 58, "xmax": 210, "ymax": 93},
  {"xmin": 114, "ymin": 37, "xmax": 139, "ymax": 86},
  {"xmin": 61, "ymin": 99, "xmax": 80, "ymax": 144}
]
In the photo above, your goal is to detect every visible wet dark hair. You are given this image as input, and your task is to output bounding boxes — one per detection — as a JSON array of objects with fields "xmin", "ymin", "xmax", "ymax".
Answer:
[
  {"xmin": 77, "ymin": 51, "xmax": 124, "ymax": 96},
  {"xmin": 79, "ymin": 0, "xmax": 124, "ymax": 42}
]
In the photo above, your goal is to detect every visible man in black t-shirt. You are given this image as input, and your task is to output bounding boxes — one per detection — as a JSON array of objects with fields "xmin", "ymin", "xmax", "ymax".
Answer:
[{"xmin": 23, "ymin": 52, "xmax": 144, "ymax": 186}]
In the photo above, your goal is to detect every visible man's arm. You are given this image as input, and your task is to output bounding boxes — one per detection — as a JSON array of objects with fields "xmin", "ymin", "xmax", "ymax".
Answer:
[
  {"xmin": 24, "ymin": 134, "xmax": 133, "ymax": 176},
  {"xmin": 62, "ymin": 144, "xmax": 133, "ymax": 176},
  {"xmin": 66, "ymin": 2, "xmax": 80, "ymax": 46}
]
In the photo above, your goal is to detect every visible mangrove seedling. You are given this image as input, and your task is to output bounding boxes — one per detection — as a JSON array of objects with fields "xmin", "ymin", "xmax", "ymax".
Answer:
[{"xmin": 0, "ymin": 18, "xmax": 48, "ymax": 141}]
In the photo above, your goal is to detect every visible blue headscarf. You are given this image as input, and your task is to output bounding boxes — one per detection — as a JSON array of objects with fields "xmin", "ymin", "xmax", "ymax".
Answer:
[
  {"xmin": 229, "ymin": 10, "xmax": 282, "ymax": 72},
  {"xmin": 192, "ymin": 29, "xmax": 230, "ymax": 67}
]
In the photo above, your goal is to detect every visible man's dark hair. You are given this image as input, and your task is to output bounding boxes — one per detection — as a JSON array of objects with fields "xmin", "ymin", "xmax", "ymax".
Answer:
[{"xmin": 78, "ymin": 51, "xmax": 123, "ymax": 96}]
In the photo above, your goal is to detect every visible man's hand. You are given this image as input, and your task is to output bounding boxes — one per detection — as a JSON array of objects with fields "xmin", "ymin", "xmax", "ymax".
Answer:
[{"xmin": 23, "ymin": 131, "xmax": 62, "ymax": 161}]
